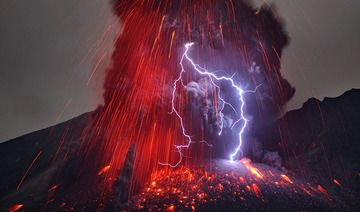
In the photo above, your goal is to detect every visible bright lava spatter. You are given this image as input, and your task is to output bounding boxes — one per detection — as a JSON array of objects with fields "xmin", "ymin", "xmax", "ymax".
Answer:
[{"xmin": 160, "ymin": 42, "xmax": 260, "ymax": 167}]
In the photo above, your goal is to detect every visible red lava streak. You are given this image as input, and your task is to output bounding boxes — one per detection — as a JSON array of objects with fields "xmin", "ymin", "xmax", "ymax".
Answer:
[
  {"xmin": 8, "ymin": 204, "xmax": 23, "ymax": 212},
  {"xmin": 78, "ymin": 0, "xmax": 295, "ymax": 197},
  {"xmin": 317, "ymin": 185, "xmax": 328, "ymax": 195},
  {"xmin": 17, "ymin": 151, "xmax": 42, "ymax": 191},
  {"xmin": 240, "ymin": 158, "xmax": 263, "ymax": 179},
  {"xmin": 332, "ymin": 179, "xmax": 342, "ymax": 188},
  {"xmin": 97, "ymin": 165, "xmax": 111, "ymax": 176},
  {"xmin": 281, "ymin": 174, "xmax": 293, "ymax": 184},
  {"xmin": 251, "ymin": 183, "xmax": 262, "ymax": 198}
]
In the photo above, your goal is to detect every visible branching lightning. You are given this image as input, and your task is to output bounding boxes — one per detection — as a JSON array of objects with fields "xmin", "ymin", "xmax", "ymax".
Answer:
[{"xmin": 160, "ymin": 42, "xmax": 260, "ymax": 167}]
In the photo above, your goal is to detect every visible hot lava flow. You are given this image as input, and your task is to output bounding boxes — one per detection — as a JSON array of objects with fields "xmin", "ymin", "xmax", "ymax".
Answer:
[{"xmin": 130, "ymin": 159, "xmax": 345, "ymax": 211}]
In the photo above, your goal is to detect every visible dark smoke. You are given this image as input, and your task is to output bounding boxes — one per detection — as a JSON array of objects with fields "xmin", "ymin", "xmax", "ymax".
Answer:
[{"xmin": 109, "ymin": 0, "xmax": 295, "ymax": 160}]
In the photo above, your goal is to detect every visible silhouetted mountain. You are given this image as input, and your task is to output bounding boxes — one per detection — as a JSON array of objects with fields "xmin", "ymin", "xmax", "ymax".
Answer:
[
  {"xmin": 0, "ymin": 110, "xmax": 97, "ymax": 210},
  {"xmin": 259, "ymin": 89, "xmax": 360, "ymax": 191}
]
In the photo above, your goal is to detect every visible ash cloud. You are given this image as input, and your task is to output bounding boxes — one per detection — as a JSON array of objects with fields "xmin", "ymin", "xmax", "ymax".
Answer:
[{"xmin": 110, "ymin": 1, "xmax": 295, "ymax": 160}]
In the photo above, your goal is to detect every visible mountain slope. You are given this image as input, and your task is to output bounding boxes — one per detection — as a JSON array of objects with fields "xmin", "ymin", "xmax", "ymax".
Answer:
[
  {"xmin": 0, "ymin": 110, "xmax": 97, "ymax": 210},
  {"xmin": 0, "ymin": 90, "xmax": 359, "ymax": 211},
  {"xmin": 275, "ymin": 89, "xmax": 360, "ymax": 190}
]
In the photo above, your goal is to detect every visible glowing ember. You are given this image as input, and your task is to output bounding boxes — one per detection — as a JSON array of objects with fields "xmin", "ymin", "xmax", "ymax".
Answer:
[
  {"xmin": 332, "ymin": 179, "xmax": 342, "ymax": 188},
  {"xmin": 317, "ymin": 185, "xmax": 328, "ymax": 195},
  {"xmin": 48, "ymin": 184, "xmax": 59, "ymax": 192},
  {"xmin": 240, "ymin": 158, "xmax": 263, "ymax": 179},
  {"xmin": 166, "ymin": 205, "xmax": 175, "ymax": 211},
  {"xmin": 130, "ymin": 161, "xmax": 335, "ymax": 210},
  {"xmin": 281, "ymin": 174, "xmax": 293, "ymax": 184},
  {"xmin": 17, "ymin": 151, "xmax": 42, "ymax": 191},
  {"xmin": 251, "ymin": 183, "xmax": 262, "ymax": 198},
  {"xmin": 9, "ymin": 204, "xmax": 23, "ymax": 212},
  {"xmin": 97, "ymin": 165, "xmax": 111, "ymax": 176}
]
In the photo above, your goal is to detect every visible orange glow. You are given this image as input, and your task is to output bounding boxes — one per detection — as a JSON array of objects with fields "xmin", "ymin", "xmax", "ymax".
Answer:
[
  {"xmin": 168, "ymin": 31, "xmax": 175, "ymax": 58},
  {"xmin": 130, "ymin": 161, "xmax": 334, "ymax": 210},
  {"xmin": 166, "ymin": 205, "xmax": 175, "ymax": 211},
  {"xmin": 9, "ymin": 204, "xmax": 24, "ymax": 212},
  {"xmin": 281, "ymin": 174, "xmax": 293, "ymax": 184},
  {"xmin": 239, "ymin": 177, "xmax": 246, "ymax": 183},
  {"xmin": 240, "ymin": 158, "xmax": 263, "ymax": 179},
  {"xmin": 97, "ymin": 165, "xmax": 111, "ymax": 176},
  {"xmin": 251, "ymin": 183, "xmax": 262, "ymax": 198}
]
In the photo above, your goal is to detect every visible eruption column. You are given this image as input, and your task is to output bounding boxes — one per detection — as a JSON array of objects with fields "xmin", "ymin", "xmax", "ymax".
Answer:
[{"xmin": 160, "ymin": 42, "xmax": 260, "ymax": 167}]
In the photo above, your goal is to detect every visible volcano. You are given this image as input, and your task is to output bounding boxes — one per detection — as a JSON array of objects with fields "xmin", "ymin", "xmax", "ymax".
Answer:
[
  {"xmin": 0, "ymin": 89, "xmax": 359, "ymax": 211},
  {"xmin": 1, "ymin": 0, "xmax": 359, "ymax": 211}
]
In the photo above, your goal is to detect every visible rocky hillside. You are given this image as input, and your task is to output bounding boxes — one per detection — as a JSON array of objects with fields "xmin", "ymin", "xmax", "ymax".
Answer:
[{"xmin": 260, "ymin": 89, "xmax": 360, "ymax": 191}]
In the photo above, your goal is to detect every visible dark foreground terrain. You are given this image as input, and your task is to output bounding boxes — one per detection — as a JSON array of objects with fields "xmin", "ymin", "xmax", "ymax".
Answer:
[
  {"xmin": 0, "ymin": 89, "xmax": 359, "ymax": 211},
  {"xmin": 129, "ymin": 159, "xmax": 357, "ymax": 211}
]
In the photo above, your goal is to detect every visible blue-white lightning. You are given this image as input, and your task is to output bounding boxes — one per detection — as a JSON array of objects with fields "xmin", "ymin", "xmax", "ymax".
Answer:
[{"xmin": 160, "ymin": 42, "xmax": 259, "ymax": 167}]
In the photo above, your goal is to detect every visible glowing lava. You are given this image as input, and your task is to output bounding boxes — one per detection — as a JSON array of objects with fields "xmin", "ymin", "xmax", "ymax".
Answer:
[{"xmin": 131, "ymin": 160, "xmax": 336, "ymax": 211}]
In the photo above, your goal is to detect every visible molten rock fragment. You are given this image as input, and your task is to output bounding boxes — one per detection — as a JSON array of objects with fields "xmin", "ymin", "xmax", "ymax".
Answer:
[{"xmin": 130, "ymin": 160, "xmax": 347, "ymax": 211}]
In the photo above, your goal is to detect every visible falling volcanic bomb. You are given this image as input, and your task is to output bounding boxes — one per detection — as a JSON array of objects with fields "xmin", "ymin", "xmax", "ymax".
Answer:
[{"xmin": 77, "ymin": 0, "xmax": 295, "ymax": 196}]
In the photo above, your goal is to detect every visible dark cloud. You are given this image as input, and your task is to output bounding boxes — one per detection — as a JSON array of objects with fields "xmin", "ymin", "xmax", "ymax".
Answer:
[{"xmin": 253, "ymin": 0, "xmax": 360, "ymax": 109}]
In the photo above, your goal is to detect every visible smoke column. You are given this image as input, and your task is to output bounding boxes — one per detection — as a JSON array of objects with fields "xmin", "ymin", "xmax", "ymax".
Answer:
[{"xmin": 79, "ymin": 0, "xmax": 295, "ymax": 194}]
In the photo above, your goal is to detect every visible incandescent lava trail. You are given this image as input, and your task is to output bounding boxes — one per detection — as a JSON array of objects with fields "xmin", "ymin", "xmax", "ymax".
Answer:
[{"xmin": 78, "ymin": 0, "xmax": 295, "ymax": 195}]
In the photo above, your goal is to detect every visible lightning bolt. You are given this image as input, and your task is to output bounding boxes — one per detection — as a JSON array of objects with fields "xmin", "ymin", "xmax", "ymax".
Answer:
[{"xmin": 160, "ymin": 42, "xmax": 260, "ymax": 167}]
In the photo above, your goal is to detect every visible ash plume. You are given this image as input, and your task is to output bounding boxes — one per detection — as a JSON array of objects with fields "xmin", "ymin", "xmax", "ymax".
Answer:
[
  {"xmin": 110, "ymin": 0, "xmax": 294, "ymax": 126},
  {"xmin": 79, "ymin": 0, "xmax": 296, "ymax": 192}
]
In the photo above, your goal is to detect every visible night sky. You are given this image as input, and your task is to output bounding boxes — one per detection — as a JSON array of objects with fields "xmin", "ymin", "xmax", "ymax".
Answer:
[{"xmin": 0, "ymin": 0, "xmax": 359, "ymax": 142}]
